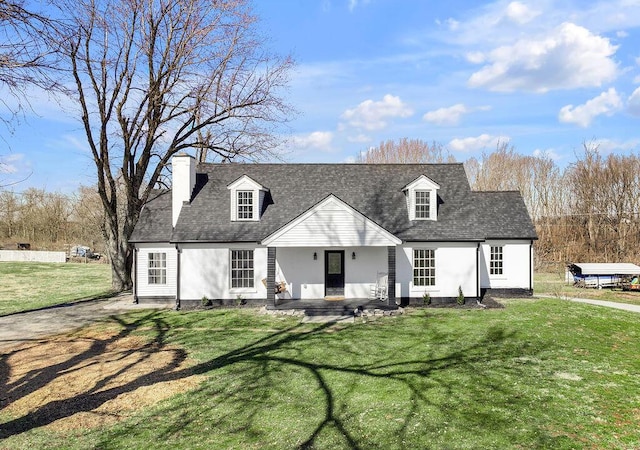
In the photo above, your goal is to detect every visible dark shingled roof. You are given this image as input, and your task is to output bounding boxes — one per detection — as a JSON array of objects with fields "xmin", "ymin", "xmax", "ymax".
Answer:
[{"xmin": 130, "ymin": 163, "xmax": 537, "ymax": 243}]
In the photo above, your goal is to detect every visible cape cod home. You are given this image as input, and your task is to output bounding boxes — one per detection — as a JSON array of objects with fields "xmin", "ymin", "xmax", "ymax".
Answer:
[{"xmin": 130, "ymin": 154, "xmax": 537, "ymax": 308}]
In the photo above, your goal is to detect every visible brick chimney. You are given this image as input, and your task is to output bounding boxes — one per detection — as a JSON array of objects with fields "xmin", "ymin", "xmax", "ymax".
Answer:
[{"xmin": 172, "ymin": 153, "xmax": 196, "ymax": 227}]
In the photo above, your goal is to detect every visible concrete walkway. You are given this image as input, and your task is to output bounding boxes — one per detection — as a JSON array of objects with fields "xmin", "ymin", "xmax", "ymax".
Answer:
[
  {"xmin": 0, "ymin": 294, "xmax": 170, "ymax": 351},
  {"xmin": 538, "ymin": 294, "xmax": 640, "ymax": 313}
]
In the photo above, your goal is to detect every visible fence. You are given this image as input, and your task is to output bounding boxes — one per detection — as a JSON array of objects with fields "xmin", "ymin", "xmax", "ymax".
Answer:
[{"xmin": 0, "ymin": 250, "xmax": 67, "ymax": 263}]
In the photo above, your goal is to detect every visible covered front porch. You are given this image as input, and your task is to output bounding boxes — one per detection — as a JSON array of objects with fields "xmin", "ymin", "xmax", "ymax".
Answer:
[
  {"xmin": 264, "ymin": 246, "xmax": 398, "ymax": 307},
  {"xmin": 261, "ymin": 194, "xmax": 402, "ymax": 308}
]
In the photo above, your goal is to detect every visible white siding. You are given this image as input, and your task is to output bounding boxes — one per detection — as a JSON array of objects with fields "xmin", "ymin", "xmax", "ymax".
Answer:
[
  {"xmin": 396, "ymin": 242, "xmax": 478, "ymax": 298},
  {"xmin": 136, "ymin": 243, "xmax": 177, "ymax": 298},
  {"xmin": 276, "ymin": 246, "xmax": 387, "ymax": 299},
  {"xmin": 180, "ymin": 243, "xmax": 268, "ymax": 300},
  {"xmin": 266, "ymin": 197, "xmax": 399, "ymax": 247},
  {"xmin": 480, "ymin": 240, "xmax": 532, "ymax": 289}
]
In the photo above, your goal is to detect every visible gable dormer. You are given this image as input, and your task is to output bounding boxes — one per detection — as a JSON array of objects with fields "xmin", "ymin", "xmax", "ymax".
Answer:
[
  {"xmin": 403, "ymin": 175, "xmax": 440, "ymax": 221},
  {"xmin": 227, "ymin": 175, "xmax": 268, "ymax": 221}
]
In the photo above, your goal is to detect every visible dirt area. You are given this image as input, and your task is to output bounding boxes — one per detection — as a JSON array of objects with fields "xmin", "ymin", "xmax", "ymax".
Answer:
[{"xmin": 0, "ymin": 325, "xmax": 205, "ymax": 433}]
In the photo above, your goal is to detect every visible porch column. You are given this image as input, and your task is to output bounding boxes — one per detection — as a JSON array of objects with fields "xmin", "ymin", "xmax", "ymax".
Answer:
[
  {"xmin": 387, "ymin": 246, "xmax": 396, "ymax": 306},
  {"xmin": 267, "ymin": 247, "xmax": 276, "ymax": 306}
]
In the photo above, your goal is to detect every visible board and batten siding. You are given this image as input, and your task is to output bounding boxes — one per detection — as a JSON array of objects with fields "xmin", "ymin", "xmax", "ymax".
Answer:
[
  {"xmin": 480, "ymin": 240, "xmax": 532, "ymax": 289},
  {"xmin": 396, "ymin": 242, "xmax": 478, "ymax": 299},
  {"xmin": 136, "ymin": 243, "xmax": 177, "ymax": 298},
  {"xmin": 179, "ymin": 243, "xmax": 268, "ymax": 300}
]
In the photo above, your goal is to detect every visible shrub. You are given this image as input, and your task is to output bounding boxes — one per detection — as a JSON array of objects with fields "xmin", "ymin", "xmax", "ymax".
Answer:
[
  {"xmin": 201, "ymin": 296, "xmax": 212, "ymax": 307},
  {"xmin": 457, "ymin": 286, "xmax": 465, "ymax": 306},
  {"xmin": 422, "ymin": 292, "xmax": 431, "ymax": 306}
]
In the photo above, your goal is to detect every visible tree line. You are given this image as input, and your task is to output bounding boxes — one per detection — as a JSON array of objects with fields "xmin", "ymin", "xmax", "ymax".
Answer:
[
  {"xmin": 0, "ymin": 187, "xmax": 103, "ymax": 254},
  {"xmin": 360, "ymin": 139, "xmax": 640, "ymax": 270}
]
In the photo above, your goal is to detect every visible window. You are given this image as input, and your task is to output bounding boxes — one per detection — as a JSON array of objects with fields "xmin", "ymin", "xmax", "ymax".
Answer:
[
  {"xmin": 490, "ymin": 246, "xmax": 503, "ymax": 275},
  {"xmin": 148, "ymin": 252, "xmax": 166, "ymax": 285},
  {"xmin": 237, "ymin": 191, "xmax": 254, "ymax": 220},
  {"xmin": 413, "ymin": 249, "xmax": 435, "ymax": 286},
  {"xmin": 231, "ymin": 249, "xmax": 254, "ymax": 288},
  {"xmin": 415, "ymin": 190, "xmax": 430, "ymax": 219}
]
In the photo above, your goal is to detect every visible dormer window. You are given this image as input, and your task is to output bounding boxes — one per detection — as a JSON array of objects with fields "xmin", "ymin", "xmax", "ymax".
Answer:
[
  {"xmin": 403, "ymin": 175, "xmax": 440, "ymax": 221},
  {"xmin": 415, "ymin": 190, "xmax": 431, "ymax": 219},
  {"xmin": 237, "ymin": 191, "xmax": 254, "ymax": 220},
  {"xmin": 228, "ymin": 175, "xmax": 268, "ymax": 222}
]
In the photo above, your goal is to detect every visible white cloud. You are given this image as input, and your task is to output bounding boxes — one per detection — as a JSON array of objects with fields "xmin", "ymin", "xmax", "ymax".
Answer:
[
  {"xmin": 468, "ymin": 23, "xmax": 618, "ymax": 93},
  {"xmin": 558, "ymin": 88, "xmax": 622, "ymax": 127},
  {"xmin": 0, "ymin": 153, "xmax": 24, "ymax": 174},
  {"xmin": 448, "ymin": 134, "xmax": 509, "ymax": 153},
  {"xmin": 627, "ymin": 87, "xmax": 640, "ymax": 116},
  {"xmin": 291, "ymin": 131, "xmax": 335, "ymax": 152},
  {"xmin": 347, "ymin": 133, "xmax": 371, "ymax": 143},
  {"xmin": 589, "ymin": 138, "xmax": 640, "ymax": 154},
  {"xmin": 505, "ymin": 2, "xmax": 540, "ymax": 24},
  {"xmin": 532, "ymin": 148, "xmax": 562, "ymax": 161},
  {"xmin": 423, "ymin": 103, "xmax": 490, "ymax": 126},
  {"xmin": 424, "ymin": 104, "xmax": 470, "ymax": 126},
  {"xmin": 348, "ymin": 0, "xmax": 370, "ymax": 12},
  {"xmin": 341, "ymin": 94, "xmax": 413, "ymax": 131}
]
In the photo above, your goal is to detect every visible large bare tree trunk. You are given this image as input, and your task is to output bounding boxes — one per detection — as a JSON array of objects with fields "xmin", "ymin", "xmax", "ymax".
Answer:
[{"xmin": 57, "ymin": 0, "xmax": 293, "ymax": 291}]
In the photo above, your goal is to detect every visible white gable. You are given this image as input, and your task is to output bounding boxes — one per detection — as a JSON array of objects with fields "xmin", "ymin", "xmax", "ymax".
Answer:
[
  {"xmin": 227, "ymin": 175, "xmax": 267, "ymax": 222},
  {"xmin": 262, "ymin": 195, "xmax": 401, "ymax": 247},
  {"xmin": 402, "ymin": 174, "xmax": 440, "ymax": 191},
  {"xmin": 227, "ymin": 174, "xmax": 266, "ymax": 191},
  {"xmin": 403, "ymin": 174, "xmax": 439, "ymax": 221}
]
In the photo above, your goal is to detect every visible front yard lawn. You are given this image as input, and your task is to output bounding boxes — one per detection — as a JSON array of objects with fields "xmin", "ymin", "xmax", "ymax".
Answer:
[
  {"xmin": 1, "ymin": 299, "xmax": 638, "ymax": 449},
  {"xmin": 0, "ymin": 262, "xmax": 112, "ymax": 316}
]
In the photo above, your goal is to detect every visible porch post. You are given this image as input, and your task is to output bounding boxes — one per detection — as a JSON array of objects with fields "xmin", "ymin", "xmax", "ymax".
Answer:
[
  {"xmin": 387, "ymin": 246, "xmax": 396, "ymax": 306},
  {"xmin": 267, "ymin": 247, "xmax": 276, "ymax": 306}
]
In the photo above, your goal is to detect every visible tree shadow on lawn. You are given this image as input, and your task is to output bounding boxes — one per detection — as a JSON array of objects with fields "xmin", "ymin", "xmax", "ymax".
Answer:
[{"xmin": 0, "ymin": 313, "xmax": 549, "ymax": 448}]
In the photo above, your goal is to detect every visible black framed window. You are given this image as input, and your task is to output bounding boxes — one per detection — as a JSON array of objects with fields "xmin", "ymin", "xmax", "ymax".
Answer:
[
  {"xmin": 231, "ymin": 249, "xmax": 254, "ymax": 288},
  {"xmin": 490, "ymin": 246, "xmax": 503, "ymax": 275},
  {"xmin": 413, "ymin": 249, "xmax": 435, "ymax": 286}
]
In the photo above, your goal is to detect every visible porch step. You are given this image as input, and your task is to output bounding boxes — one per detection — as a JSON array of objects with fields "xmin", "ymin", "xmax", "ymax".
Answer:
[{"xmin": 303, "ymin": 305, "xmax": 356, "ymax": 316}]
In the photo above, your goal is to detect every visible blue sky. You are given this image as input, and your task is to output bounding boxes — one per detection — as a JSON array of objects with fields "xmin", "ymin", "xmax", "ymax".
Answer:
[{"xmin": 2, "ymin": 0, "xmax": 640, "ymax": 192}]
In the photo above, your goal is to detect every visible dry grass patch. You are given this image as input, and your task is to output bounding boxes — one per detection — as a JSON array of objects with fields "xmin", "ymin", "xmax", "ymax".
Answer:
[{"xmin": 1, "ymin": 326, "xmax": 205, "ymax": 432}]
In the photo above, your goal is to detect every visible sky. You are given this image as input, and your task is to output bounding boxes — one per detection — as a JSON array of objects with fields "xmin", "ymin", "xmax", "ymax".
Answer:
[{"xmin": 2, "ymin": 0, "xmax": 640, "ymax": 193}]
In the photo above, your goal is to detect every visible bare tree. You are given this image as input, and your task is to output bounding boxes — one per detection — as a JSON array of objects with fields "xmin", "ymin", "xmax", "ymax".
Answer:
[
  {"xmin": 356, "ymin": 138, "xmax": 455, "ymax": 164},
  {"xmin": 57, "ymin": 0, "xmax": 293, "ymax": 290},
  {"xmin": 0, "ymin": 0, "xmax": 60, "ymax": 115}
]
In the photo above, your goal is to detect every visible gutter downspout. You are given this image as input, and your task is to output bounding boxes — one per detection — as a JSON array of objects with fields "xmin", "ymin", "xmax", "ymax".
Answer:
[
  {"xmin": 133, "ymin": 247, "xmax": 139, "ymax": 304},
  {"xmin": 476, "ymin": 243, "xmax": 481, "ymax": 300},
  {"xmin": 175, "ymin": 244, "xmax": 181, "ymax": 310},
  {"xmin": 529, "ymin": 240, "xmax": 534, "ymax": 293}
]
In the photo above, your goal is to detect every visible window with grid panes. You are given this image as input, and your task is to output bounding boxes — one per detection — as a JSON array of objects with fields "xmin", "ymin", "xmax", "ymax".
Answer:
[
  {"xmin": 415, "ymin": 190, "xmax": 430, "ymax": 219},
  {"xmin": 490, "ymin": 246, "xmax": 503, "ymax": 275},
  {"xmin": 413, "ymin": 249, "xmax": 435, "ymax": 286},
  {"xmin": 148, "ymin": 252, "xmax": 167, "ymax": 284},
  {"xmin": 237, "ymin": 191, "xmax": 254, "ymax": 220},
  {"xmin": 231, "ymin": 250, "xmax": 254, "ymax": 288}
]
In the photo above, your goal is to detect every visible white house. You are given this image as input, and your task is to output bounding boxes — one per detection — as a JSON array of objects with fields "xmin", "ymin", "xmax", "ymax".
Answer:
[{"xmin": 130, "ymin": 154, "xmax": 537, "ymax": 308}]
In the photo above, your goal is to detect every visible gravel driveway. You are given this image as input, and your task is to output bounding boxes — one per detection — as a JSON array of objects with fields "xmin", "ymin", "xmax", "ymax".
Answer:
[{"xmin": 0, "ymin": 294, "xmax": 170, "ymax": 351}]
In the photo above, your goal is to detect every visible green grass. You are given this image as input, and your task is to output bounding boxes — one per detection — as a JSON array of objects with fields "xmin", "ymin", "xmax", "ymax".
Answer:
[
  {"xmin": 535, "ymin": 271, "xmax": 640, "ymax": 305},
  {"xmin": 2, "ymin": 300, "xmax": 639, "ymax": 449},
  {"xmin": 0, "ymin": 262, "xmax": 113, "ymax": 316}
]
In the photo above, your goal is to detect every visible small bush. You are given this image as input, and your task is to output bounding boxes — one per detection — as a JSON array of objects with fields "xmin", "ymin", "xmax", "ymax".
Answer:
[
  {"xmin": 201, "ymin": 296, "xmax": 212, "ymax": 307},
  {"xmin": 422, "ymin": 292, "xmax": 431, "ymax": 306},
  {"xmin": 457, "ymin": 286, "xmax": 465, "ymax": 305}
]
